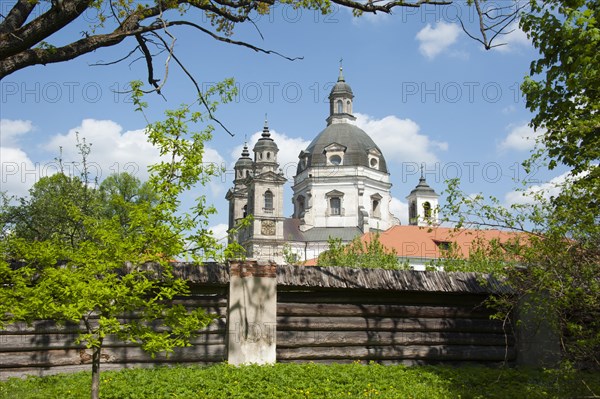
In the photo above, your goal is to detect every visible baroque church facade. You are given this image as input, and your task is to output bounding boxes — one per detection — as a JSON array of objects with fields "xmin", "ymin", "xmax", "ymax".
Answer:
[{"xmin": 226, "ymin": 68, "xmax": 439, "ymax": 263}]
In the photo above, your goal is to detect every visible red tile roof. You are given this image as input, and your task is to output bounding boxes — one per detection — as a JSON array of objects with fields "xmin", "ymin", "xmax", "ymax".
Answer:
[
  {"xmin": 304, "ymin": 225, "xmax": 522, "ymax": 265},
  {"xmin": 363, "ymin": 225, "xmax": 520, "ymax": 259}
]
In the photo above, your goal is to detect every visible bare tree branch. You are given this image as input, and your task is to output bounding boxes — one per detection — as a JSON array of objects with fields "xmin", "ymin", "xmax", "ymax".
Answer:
[
  {"xmin": 136, "ymin": 34, "xmax": 161, "ymax": 92},
  {"xmin": 89, "ymin": 46, "xmax": 142, "ymax": 66},
  {"xmin": 168, "ymin": 20, "xmax": 303, "ymax": 61},
  {"xmin": 458, "ymin": 0, "xmax": 528, "ymax": 50},
  {"xmin": 150, "ymin": 32, "xmax": 236, "ymax": 137}
]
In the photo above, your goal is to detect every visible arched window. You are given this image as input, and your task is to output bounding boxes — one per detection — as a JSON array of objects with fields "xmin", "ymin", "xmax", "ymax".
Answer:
[
  {"xmin": 330, "ymin": 197, "xmax": 341, "ymax": 215},
  {"xmin": 372, "ymin": 199, "xmax": 380, "ymax": 218},
  {"xmin": 242, "ymin": 205, "xmax": 247, "ymax": 218},
  {"xmin": 337, "ymin": 100, "xmax": 343, "ymax": 114},
  {"xmin": 409, "ymin": 201, "xmax": 417, "ymax": 222},
  {"xmin": 423, "ymin": 201, "xmax": 432, "ymax": 218},
  {"xmin": 297, "ymin": 195, "xmax": 305, "ymax": 218},
  {"xmin": 264, "ymin": 190, "xmax": 274, "ymax": 212},
  {"xmin": 266, "ymin": 152, "xmax": 271, "ymax": 160}
]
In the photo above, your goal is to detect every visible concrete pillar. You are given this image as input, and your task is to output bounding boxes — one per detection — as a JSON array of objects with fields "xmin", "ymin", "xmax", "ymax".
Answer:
[
  {"xmin": 515, "ymin": 293, "xmax": 561, "ymax": 367},
  {"xmin": 227, "ymin": 260, "xmax": 277, "ymax": 365}
]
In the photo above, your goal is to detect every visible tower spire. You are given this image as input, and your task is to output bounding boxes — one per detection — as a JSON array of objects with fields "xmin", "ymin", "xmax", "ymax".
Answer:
[
  {"xmin": 262, "ymin": 114, "xmax": 270, "ymax": 138},
  {"xmin": 241, "ymin": 142, "xmax": 250, "ymax": 158},
  {"xmin": 338, "ymin": 58, "xmax": 345, "ymax": 82}
]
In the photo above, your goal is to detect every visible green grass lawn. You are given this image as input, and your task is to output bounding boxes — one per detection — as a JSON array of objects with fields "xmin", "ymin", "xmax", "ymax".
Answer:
[{"xmin": 1, "ymin": 363, "xmax": 599, "ymax": 399}]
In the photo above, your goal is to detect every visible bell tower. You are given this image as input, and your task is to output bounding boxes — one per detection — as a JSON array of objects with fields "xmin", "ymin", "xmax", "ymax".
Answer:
[
  {"xmin": 406, "ymin": 165, "xmax": 439, "ymax": 226},
  {"xmin": 225, "ymin": 143, "xmax": 253, "ymax": 243},
  {"xmin": 243, "ymin": 119, "xmax": 287, "ymax": 263}
]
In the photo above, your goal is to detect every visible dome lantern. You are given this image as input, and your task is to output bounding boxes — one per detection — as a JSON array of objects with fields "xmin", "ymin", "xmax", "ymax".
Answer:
[{"xmin": 327, "ymin": 66, "xmax": 356, "ymax": 125}]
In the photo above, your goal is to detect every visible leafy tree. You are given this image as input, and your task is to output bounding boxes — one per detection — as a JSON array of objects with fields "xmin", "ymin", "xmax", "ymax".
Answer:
[
  {"xmin": 8, "ymin": 172, "xmax": 100, "ymax": 244},
  {"xmin": 317, "ymin": 233, "xmax": 401, "ymax": 269},
  {"xmin": 439, "ymin": 0, "xmax": 600, "ymax": 368},
  {"xmin": 99, "ymin": 172, "xmax": 157, "ymax": 205},
  {"xmin": 424, "ymin": 236, "xmax": 522, "ymax": 274},
  {"xmin": 0, "ymin": 80, "xmax": 237, "ymax": 398},
  {"xmin": 521, "ymin": 0, "xmax": 599, "ymax": 178},
  {"xmin": 98, "ymin": 171, "xmax": 159, "ymax": 229}
]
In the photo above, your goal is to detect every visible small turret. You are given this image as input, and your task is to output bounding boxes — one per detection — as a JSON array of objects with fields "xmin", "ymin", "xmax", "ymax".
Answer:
[
  {"xmin": 406, "ymin": 165, "xmax": 439, "ymax": 226},
  {"xmin": 253, "ymin": 117, "xmax": 279, "ymax": 174},
  {"xmin": 234, "ymin": 143, "xmax": 253, "ymax": 186},
  {"xmin": 327, "ymin": 64, "xmax": 356, "ymax": 125}
]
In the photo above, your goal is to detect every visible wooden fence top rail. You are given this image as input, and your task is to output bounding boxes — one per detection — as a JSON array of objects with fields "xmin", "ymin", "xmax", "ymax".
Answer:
[
  {"xmin": 9, "ymin": 261, "xmax": 508, "ymax": 293},
  {"xmin": 170, "ymin": 262, "xmax": 230, "ymax": 284},
  {"xmin": 167, "ymin": 263, "xmax": 509, "ymax": 294},
  {"xmin": 276, "ymin": 264, "xmax": 510, "ymax": 294}
]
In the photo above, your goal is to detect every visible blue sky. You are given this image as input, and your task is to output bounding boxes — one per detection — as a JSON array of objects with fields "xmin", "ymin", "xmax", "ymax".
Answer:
[{"xmin": 0, "ymin": 2, "xmax": 563, "ymax": 240}]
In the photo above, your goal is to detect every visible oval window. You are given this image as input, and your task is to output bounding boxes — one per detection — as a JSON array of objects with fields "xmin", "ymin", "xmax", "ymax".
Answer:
[
  {"xmin": 370, "ymin": 158, "xmax": 378, "ymax": 168},
  {"xmin": 329, "ymin": 155, "xmax": 342, "ymax": 165}
]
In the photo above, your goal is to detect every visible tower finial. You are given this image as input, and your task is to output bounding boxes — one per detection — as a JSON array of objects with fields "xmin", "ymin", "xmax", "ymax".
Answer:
[
  {"xmin": 420, "ymin": 163, "xmax": 425, "ymax": 180},
  {"xmin": 262, "ymin": 114, "xmax": 271, "ymax": 138},
  {"xmin": 338, "ymin": 58, "xmax": 344, "ymax": 82},
  {"xmin": 241, "ymin": 142, "xmax": 250, "ymax": 157}
]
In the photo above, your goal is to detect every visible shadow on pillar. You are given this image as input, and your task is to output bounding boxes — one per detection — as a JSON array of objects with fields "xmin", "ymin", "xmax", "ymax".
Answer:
[{"xmin": 226, "ymin": 260, "xmax": 277, "ymax": 365}]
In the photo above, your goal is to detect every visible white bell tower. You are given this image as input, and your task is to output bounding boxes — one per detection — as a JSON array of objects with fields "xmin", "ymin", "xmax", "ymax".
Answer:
[{"xmin": 406, "ymin": 165, "xmax": 439, "ymax": 226}]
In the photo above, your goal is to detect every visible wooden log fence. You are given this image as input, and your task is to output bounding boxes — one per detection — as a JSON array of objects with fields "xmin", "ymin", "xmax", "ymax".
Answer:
[{"xmin": 0, "ymin": 262, "xmax": 539, "ymax": 379}]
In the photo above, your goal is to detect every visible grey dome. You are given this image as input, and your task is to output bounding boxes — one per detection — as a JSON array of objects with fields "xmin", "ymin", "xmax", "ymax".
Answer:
[
  {"xmin": 235, "ymin": 144, "xmax": 253, "ymax": 169},
  {"xmin": 253, "ymin": 119, "xmax": 279, "ymax": 154},
  {"xmin": 329, "ymin": 68, "xmax": 353, "ymax": 98},
  {"xmin": 330, "ymin": 81, "xmax": 353, "ymax": 97},
  {"xmin": 409, "ymin": 177, "xmax": 438, "ymax": 196},
  {"xmin": 299, "ymin": 123, "xmax": 388, "ymax": 173},
  {"xmin": 253, "ymin": 139, "xmax": 278, "ymax": 152}
]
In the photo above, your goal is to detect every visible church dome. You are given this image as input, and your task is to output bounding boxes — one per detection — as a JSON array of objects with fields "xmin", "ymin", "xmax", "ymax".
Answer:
[
  {"xmin": 253, "ymin": 119, "xmax": 278, "ymax": 153},
  {"xmin": 234, "ymin": 144, "xmax": 253, "ymax": 170},
  {"xmin": 329, "ymin": 67, "xmax": 353, "ymax": 98},
  {"xmin": 299, "ymin": 122, "xmax": 388, "ymax": 173},
  {"xmin": 330, "ymin": 80, "xmax": 353, "ymax": 97}
]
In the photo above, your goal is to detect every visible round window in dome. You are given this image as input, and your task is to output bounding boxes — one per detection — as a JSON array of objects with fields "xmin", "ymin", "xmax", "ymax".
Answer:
[
  {"xmin": 370, "ymin": 158, "xmax": 378, "ymax": 168},
  {"xmin": 329, "ymin": 155, "xmax": 342, "ymax": 165}
]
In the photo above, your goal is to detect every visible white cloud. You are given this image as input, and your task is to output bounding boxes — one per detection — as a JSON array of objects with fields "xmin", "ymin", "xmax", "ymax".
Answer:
[
  {"xmin": 504, "ymin": 171, "xmax": 572, "ymax": 205},
  {"xmin": 1, "ymin": 119, "xmax": 38, "ymax": 197},
  {"xmin": 44, "ymin": 119, "xmax": 159, "ymax": 181},
  {"xmin": 43, "ymin": 119, "xmax": 225, "ymax": 186},
  {"xmin": 389, "ymin": 196, "xmax": 409, "ymax": 225},
  {"xmin": 209, "ymin": 223, "xmax": 229, "ymax": 242},
  {"xmin": 499, "ymin": 123, "xmax": 543, "ymax": 152},
  {"xmin": 501, "ymin": 104, "xmax": 517, "ymax": 115},
  {"xmin": 0, "ymin": 147, "xmax": 40, "ymax": 197},
  {"xmin": 415, "ymin": 22, "xmax": 461, "ymax": 60},
  {"xmin": 205, "ymin": 147, "xmax": 228, "ymax": 198},
  {"xmin": 493, "ymin": 22, "xmax": 531, "ymax": 53},
  {"xmin": 204, "ymin": 147, "xmax": 226, "ymax": 166},
  {"xmin": 355, "ymin": 113, "xmax": 447, "ymax": 164},
  {"xmin": 230, "ymin": 130, "xmax": 310, "ymax": 182},
  {"xmin": 0, "ymin": 119, "xmax": 33, "ymax": 147}
]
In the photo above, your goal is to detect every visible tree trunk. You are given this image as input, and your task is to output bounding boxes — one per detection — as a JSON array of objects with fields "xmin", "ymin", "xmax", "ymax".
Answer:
[{"xmin": 91, "ymin": 343, "xmax": 102, "ymax": 399}]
